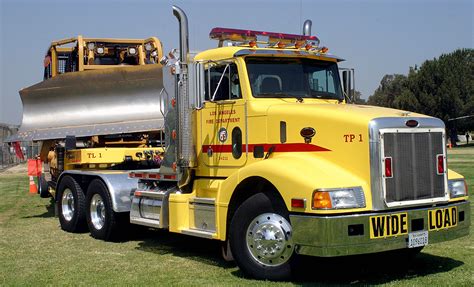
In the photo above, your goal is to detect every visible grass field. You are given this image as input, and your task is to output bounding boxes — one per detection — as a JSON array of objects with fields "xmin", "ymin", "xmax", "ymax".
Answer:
[{"xmin": 1, "ymin": 147, "xmax": 473, "ymax": 286}]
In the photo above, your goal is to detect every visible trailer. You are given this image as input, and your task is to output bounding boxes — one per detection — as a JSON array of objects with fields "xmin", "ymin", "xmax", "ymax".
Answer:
[{"xmin": 15, "ymin": 6, "xmax": 469, "ymax": 280}]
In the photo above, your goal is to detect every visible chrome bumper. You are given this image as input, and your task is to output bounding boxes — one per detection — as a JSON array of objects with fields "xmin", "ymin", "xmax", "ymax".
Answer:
[{"xmin": 290, "ymin": 201, "xmax": 470, "ymax": 257}]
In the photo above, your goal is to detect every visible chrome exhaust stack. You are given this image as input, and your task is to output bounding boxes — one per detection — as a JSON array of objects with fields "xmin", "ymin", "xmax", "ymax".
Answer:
[
  {"xmin": 172, "ymin": 5, "xmax": 189, "ymax": 63},
  {"xmin": 303, "ymin": 19, "xmax": 312, "ymax": 36},
  {"xmin": 172, "ymin": 5, "xmax": 194, "ymax": 189}
]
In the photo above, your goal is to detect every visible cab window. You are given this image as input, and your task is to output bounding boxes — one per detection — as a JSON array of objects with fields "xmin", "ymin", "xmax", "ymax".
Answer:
[{"xmin": 204, "ymin": 63, "xmax": 241, "ymax": 101}]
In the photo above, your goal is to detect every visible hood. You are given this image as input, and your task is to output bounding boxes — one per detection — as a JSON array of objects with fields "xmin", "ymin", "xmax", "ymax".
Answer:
[
  {"xmin": 262, "ymin": 102, "xmax": 435, "ymax": 191},
  {"xmin": 266, "ymin": 102, "xmax": 429, "ymax": 126}
]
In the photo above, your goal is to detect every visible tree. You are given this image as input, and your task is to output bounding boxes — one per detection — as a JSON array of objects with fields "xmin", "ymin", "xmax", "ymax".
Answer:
[
  {"xmin": 352, "ymin": 90, "xmax": 366, "ymax": 104},
  {"xmin": 367, "ymin": 49, "xmax": 474, "ymax": 132}
]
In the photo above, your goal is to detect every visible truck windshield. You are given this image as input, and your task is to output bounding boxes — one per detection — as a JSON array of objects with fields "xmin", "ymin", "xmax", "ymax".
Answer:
[{"xmin": 245, "ymin": 57, "xmax": 343, "ymax": 101}]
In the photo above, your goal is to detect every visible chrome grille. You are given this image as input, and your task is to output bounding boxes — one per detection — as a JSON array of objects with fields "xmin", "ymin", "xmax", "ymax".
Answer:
[{"xmin": 383, "ymin": 132, "xmax": 445, "ymax": 203}]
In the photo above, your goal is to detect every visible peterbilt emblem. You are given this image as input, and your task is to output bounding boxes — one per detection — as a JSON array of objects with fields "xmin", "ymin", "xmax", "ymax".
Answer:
[{"xmin": 405, "ymin": 120, "xmax": 419, "ymax": 128}]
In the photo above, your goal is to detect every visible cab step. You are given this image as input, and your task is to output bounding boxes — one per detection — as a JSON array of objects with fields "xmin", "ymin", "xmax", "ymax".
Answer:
[
  {"xmin": 181, "ymin": 228, "xmax": 216, "ymax": 239},
  {"xmin": 130, "ymin": 217, "xmax": 160, "ymax": 228}
]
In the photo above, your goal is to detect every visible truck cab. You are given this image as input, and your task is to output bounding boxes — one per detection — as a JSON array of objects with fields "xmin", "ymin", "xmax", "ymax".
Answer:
[{"xmin": 129, "ymin": 20, "xmax": 469, "ymax": 280}]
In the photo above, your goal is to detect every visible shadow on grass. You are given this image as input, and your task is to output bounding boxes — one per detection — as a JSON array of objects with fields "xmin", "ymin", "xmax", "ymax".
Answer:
[
  {"xmin": 23, "ymin": 198, "xmax": 56, "ymax": 219},
  {"xmin": 132, "ymin": 228, "xmax": 237, "ymax": 270},
  {"xmin": 132, "ymin": 228, "xmax": 463, "ymax": 283},
  {"xmin": 289, "ymin": 252, "xmax": 463, "ymax": 285}
]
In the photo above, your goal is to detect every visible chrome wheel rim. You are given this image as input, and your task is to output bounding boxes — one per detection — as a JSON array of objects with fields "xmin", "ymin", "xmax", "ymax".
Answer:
[
  {"xmin": 90, "ymin": 194, "xmax": 106, "ymax": 230},
  {"xmin": 61, "ymin": 188, "xmax": 75, "ymax": 221},
  {"xmin": 246, "ymin": 213, "xmax": 294, "ymax": 266}
]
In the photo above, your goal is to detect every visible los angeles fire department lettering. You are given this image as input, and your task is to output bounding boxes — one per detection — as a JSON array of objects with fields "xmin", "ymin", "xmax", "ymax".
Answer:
[
  {"xmin": 370, "ymin": 213, "xmax": 408, "ymax": 239},
  {"xmin": 210, "ymin": 109, "xmax": 236, "ymax": 116}
]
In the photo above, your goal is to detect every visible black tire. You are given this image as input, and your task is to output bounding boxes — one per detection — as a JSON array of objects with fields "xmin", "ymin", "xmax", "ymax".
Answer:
[
  {"xmin": 38, "ymin": 174, "xmax": 50, "ymax": 198},
  {"xmin": 86, "ymin": 179, "xmax": 121, "ymax": 241},
  {"xmin": 56, "ymin": 175, "xmax": 87, "ymax": 232},
  {"xmin": 229, "ymin": 192, "xmax": 295, "ymax": 281}
]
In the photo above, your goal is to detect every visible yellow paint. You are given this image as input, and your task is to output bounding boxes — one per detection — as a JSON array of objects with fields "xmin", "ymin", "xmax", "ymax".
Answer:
[
  {"xmin": 168, "ymin": 192, "xmax": 194, "ymax": 234},
  {"xmin": 64, "ymin": 147, "xmax": 163, "ymax": 170}
]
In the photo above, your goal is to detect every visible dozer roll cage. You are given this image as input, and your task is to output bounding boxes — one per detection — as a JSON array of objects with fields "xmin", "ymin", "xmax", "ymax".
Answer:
[{"xmin": 44, "ymin": 36, "xmax": 163, "ymax": 79}]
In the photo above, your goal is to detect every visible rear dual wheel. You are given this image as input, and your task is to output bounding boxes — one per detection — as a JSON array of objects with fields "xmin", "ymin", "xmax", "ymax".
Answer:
[
  {"xmin": 57, "ymin": 176, "xmax": 87, "ymax": 232},
  {"xmin": 86, "ymin": 179, "xmax": 121, "ymax": 241}
]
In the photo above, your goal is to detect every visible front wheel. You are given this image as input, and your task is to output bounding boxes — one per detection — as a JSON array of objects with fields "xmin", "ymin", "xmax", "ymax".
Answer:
[
  {"xmin": 86, "ymin": 179, "xmax": 120, "ymax": 241},
  {"xmin": 229, "ymin": 192, "xmax": 295, "ymax": 281}
]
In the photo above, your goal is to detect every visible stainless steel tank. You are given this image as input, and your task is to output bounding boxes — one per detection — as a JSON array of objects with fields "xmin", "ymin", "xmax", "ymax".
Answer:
[{"xmin": 16, "ymin": 64, "xmax": 165, "ymax": 141}]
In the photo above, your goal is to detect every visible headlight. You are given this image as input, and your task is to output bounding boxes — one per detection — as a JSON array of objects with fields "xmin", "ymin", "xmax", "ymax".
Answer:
[
  {"xmin": 127, "ymin": 46, "xmax": 137, "ymax": 56},
  {"xmin": 95, "ymin": 46, "xmax": 105, "ymax": 55},
  {"xmin": 312, "ymin": 187, "xmax": 366, "ymax": 209},
  {"xmin": 448, "ymin": 179, "xmax": 468, "ymax": 198},
  {"xmin": 144, "ymin": 42, "xmax": 154, "ymax": 51},
  {"xmin": 87, "ymin": 42, "xmax": 95, "ymax": 51}
]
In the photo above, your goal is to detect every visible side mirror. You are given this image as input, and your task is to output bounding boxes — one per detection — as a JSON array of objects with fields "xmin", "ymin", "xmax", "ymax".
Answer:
[
  {"xmin": 190, "ymin": 62, "xmax": 205, "ymax": 109},
  {"xmin": 341, "ymin": 68, "xmax": 355, "ymax": 103}
]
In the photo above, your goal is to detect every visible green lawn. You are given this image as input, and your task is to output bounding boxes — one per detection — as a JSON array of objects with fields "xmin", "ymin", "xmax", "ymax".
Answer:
[{"xmin": 1, "ymin": 148, "xmax": 473, "ymax": 286}]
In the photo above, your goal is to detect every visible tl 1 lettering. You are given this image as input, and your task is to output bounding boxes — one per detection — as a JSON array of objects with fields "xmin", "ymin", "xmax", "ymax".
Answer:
[{"xmin": 87, "ymin": 153, "xmax": 102, "ymax": 159}]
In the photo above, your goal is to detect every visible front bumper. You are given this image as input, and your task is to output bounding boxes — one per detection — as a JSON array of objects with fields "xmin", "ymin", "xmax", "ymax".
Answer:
[{"xmin": 290, "ymin": 201, "xmax": 470, "ymax": 257}]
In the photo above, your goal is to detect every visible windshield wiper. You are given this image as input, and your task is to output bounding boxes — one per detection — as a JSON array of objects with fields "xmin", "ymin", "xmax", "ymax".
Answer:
[
  {"xmin": 257, "ymin": 93, "xmax": 305, "ymax": 102},
  {"xmin": 310, "ymin": 91, "xmax": 342, "ymax": 101}
]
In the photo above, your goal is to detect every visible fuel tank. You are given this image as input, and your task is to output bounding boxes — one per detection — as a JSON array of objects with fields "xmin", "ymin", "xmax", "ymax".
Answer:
[{"xmin": 16, "ymin": 64, "xmax": 166, "ymax": 141}]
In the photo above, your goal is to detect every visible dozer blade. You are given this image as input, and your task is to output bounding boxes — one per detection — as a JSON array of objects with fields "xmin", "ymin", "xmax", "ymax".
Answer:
[{"xmin": 16, "ymin": 65, "xmax": 166, "ymax": 141}]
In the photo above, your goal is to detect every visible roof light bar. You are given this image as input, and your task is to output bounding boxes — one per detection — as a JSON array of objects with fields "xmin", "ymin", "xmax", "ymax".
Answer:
[{"xmin": 209, "ymin": 27, "xmax": 321, "ymax": 48}]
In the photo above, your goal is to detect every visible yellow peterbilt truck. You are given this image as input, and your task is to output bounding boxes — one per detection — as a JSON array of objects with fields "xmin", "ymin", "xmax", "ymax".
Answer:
[{"xmin": 16, "ymin": 6, "xmax": 469, "ymax": 281}]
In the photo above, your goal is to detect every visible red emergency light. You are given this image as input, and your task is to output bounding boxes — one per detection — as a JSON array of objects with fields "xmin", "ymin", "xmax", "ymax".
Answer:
[
  {"xmin": 209, "ymin": 27, "xmax": 321, "ymax": 50},
  {"xmin": 437, "ymin": 154, "xmax": 445, "ymax": 174},
  {"xmin": 384, "ymin": 157, "xmax": 393, "ymax": 178}
]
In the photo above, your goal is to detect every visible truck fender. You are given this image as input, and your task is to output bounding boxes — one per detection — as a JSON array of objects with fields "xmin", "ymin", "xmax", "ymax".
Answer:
[
  {"xmin": 221, "ymin": 153, "xmax": 365, "ymax": 207},
  {"xmin": 215, "ymin": 153, "xmax": 367, "ymax": 240},
  {"xmin": 56, "ymin": 170, "xmax": 138, "ymax": 213}
]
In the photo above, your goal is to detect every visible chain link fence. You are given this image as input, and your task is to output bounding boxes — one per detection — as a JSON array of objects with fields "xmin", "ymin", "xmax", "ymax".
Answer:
[
  {"xmin": 1, "ymin": 143, "xmax": 19, "ymax": 169},
  {"xmin": 0, "ymin": 125, "xmax": 36, "ymax": 170}
]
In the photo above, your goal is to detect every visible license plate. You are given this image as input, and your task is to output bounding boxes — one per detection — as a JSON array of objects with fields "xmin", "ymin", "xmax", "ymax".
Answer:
[
  {"xmin": 428, "ymin": 206, "xmax": 458, "ymax": 231},
  {"xmin": 408, "ymin": 231, "xmax": 428, "ymax": 248},
  {"xmin": 369, "ymin": 212, "xmax": 409, "ymax": 239}
]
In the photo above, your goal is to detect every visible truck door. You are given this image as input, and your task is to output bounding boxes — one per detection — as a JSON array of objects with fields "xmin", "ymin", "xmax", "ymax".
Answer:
[{"xmin": 198, "ymin": 62, "xmax": 247, "ymax": 168}]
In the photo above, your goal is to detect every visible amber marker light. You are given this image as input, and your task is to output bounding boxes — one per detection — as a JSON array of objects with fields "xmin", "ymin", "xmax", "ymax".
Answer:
[
  {"xmin": 277, "ymin": 42, "xmax": 286, "ymax": 49},
  {"xmin": 312, "ymin": 191, "xmax": 332, "ymax": 209}
]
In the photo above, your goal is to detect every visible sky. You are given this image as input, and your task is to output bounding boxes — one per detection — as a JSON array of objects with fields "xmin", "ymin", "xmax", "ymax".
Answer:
[{"xmin": 0, "ymin": 0, "xmax": 472, "ymax": 125}]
